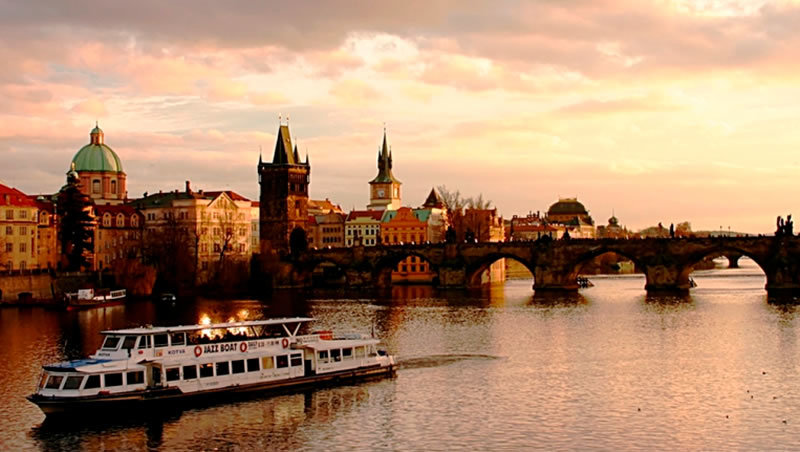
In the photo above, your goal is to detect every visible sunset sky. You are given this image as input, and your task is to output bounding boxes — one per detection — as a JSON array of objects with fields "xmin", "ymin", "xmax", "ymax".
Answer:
[{"xmin": 2, "ymin": 0, "xmax": 799, "ymax": 233}]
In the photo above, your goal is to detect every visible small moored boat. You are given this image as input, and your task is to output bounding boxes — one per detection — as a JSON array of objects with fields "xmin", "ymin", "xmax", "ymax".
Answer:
[
  {"xmin": 27, "ymin": 317, "xmax": 395, "ymax": 416},
  {"xmin": 64, "ymin": 288, "xmax": 126, "ymax": 310}
]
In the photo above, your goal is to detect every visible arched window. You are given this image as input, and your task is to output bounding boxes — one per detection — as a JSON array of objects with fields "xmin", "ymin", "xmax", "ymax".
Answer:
[
  {"xmin": 131, "ymin": 215, "xmax": 139, "ymax": 227},
  {"xmin": 93, "ymin": 180, "xmax": 101, "ymax": 194},
  {"xmin": 103, "ymin": 213, "xmax": 111, "ymax": 227},
  {"xmin": 111, "ymin": 180, "xmax": 117, "ymax": 194},
  {"xmin": 116, "ymin": 214, "xmax": 125, "ymax": 227}
]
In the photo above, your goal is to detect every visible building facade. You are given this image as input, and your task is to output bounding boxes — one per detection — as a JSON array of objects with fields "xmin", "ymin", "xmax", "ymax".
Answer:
[
  {"xmin": 0, "ymin": 184, "xmax": 38, "ymax": 271},
  {"xmin": 308, "ymin": 212, "xmax": 345, "ymax": 249},
  {"xmin": 71, "ymin": 124, "xmax": 127, "ymax": 205},
  {"xmin": 367, "ymin": 131, "xmax": 402, "ymax": 211},
  {"xmin": 381, "ymin": 207, "xmax": 436, "ymax": 283},
  {"xmin": 344, "ymin": 210, "xmax": 383, "ymax": 247},
  {"xmin": 94, "ymin": 205, "xmax": 144, "ymax": 270},
  {"xmin": 258, "ymin": 124, "xmax": 310, "ymax": 255}
]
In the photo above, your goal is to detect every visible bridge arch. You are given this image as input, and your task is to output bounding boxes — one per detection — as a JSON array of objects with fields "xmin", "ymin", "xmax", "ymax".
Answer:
[
  {"xmin": 306, "ymin": 258, "xmax": 348, "ymax": 287},
  {"xmin": 678, "ymin": 245, "xmax": 768, "ymax": 287},
  {"xmin": 557, "ymin": 247, "xmax": 645, "ymax": 289},
  {"xmin": 466, "ymin": 253, "xmax": 534, "ymax": 287},
  {"xmin": 373, "ymin": 250, "xmax": 440, "ymax": 287}
]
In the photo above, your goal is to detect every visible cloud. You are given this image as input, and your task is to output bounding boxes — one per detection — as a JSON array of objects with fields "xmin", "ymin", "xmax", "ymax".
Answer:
[{"xmin": 328, "ymin": 79, "xmax": 382, "ymax": 106}]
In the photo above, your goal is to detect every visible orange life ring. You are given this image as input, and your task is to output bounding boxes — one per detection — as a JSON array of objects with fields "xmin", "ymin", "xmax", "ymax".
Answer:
[
  {"xmin": 194, "ymin": 345, "xmax": 202, "ymax": 357},
  {"xmin": 240, "ymin": 342, "xmax": 248, "ymax": 353},
  {"xmin": 281, "ymin": 338, "xmax": 289, "ymax": 348}
]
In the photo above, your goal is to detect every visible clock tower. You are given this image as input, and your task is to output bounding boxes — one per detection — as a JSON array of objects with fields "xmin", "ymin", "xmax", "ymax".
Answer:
[{"xmin": 367, "ymin": 130, "xmax": 402, "ymax": 211}]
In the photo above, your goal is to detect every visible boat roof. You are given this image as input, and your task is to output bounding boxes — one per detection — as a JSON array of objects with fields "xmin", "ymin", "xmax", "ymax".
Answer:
[
  {"xmin": 298, "ymin": 338, "xmax": 380, "ymax": 350},
  {"xmin": 44, "ymin": 358, "xmax": 113, "ymax": 372},
  {"xmin": 101, "ymin": 317, "xmax": 315, "ymax": 335}
]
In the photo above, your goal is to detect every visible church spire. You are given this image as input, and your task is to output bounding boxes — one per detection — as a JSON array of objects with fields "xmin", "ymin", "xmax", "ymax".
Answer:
[
  {"xmin": 369, "ymin": 129, "xmax": 401, "ymax": 184},
  {"xmin": 271, "ymin": 124, "xmax": 295, "ymax": 164}
]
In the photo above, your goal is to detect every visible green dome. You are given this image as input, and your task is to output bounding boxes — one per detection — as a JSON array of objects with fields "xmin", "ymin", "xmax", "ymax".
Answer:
[
  {"xmin": 70, "ymin": 125, "xmax": 124, "ymax": 173},
  {"xmin": 71, "ymin": 144, "xmax": 124, "ymax": 172}
]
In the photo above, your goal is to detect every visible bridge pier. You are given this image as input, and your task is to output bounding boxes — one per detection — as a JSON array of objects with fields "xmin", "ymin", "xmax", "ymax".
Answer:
[
  {"xmin": 725, "ymin": 253, "xmax": 742, "ymax": 268},
  {"xmin": 642, "ymin": 264, "xmax": 692, "ymax": 292},
  {"xmin": 438, "ymin": 266, "xmax": 467, "ymax": 288},
  {"xmin": 532, "ymin": 268, "xmax": 579, "ymax": 291}
]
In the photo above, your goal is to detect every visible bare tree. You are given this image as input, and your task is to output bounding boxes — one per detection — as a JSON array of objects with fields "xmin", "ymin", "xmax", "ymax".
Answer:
[
  {"xmin": 142, "ymin": 214, "xmax": 195, "ymax": 292},
  {"xmin": 437, "ymin": 185, "xmax": 493, "ymax": 242}
]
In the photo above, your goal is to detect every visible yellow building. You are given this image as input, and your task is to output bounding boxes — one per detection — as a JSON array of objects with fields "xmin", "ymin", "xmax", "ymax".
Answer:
[
  {"xmin": 131, "ymin": 182, "xmax": 254, "ymax": 283},
  {"xmin": 381, "ymin": 207, "xmax": 437, "ymax": 283},
  {"xmin": 32, "ymin": 197, "xmax": 58, "ymax": 270},
  {"xmin": 0, "ymin": 184, "xmax": 38, "ymax": 271}
]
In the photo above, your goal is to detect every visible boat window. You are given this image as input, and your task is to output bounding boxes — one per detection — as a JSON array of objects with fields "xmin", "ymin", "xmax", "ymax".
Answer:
[
  {"xmin": 63, "ymin": 375, "xmax": 84, "ymax": 390},
  {"xmin": 331, "ymin": 349, "xmax": 341, "ymax": 362},
  {"xmin": 154, "ymin": 334, "xmax": 169, "ymax": 348},
  {"xmin": 183, "ymin": 365, "xmax": 198, "ymax": 380},
  {"xmin": 199, "ymin": 363, "xmax": 214, "ymax": 378},
  {"xmin": 170, "ymin": 333, "xmax": 185, "ymax": 347},
  {"xmin": 318, "ymin": 350, "xmax": 329, "ymax": 364},
  {"xmin": 39, "ymin": 373, "xmax": 49, "ymax": 389},
  {"xmin": 246, "ymin": 358, "xmax": 260, "ymax": 372},
  {"xmin": 127, "ymin": 371, "xmax": 144, "ymax": 385},
  {"xmin": 261, "ymin": 356, "xmax": 274, "ymax": 370},
  {"xmin": 276, "ymin": 355, "xmax": 289, "ymax": 369},
  {"xmin": 231, "ymin": 360, "xmax": 245, "ymax": 374},
  {"xmin": 166, "ymin": 367, "xmax": 180, "ymax": 381},
  {"xmin": 104, "ymin": 373, "xmax": 123, "ymax": 387},
  {"xmin": 45, "ymin": 375, "xmax": 64, "ymax": 389},
  {"xmin": 355, "ymin": 346, "xmax": 365, "ymax": 358},
  {"xmin": 343, "ymin": 348, "xmax": 353, "ymax": 359},
  {"xmin": 102, "ymin": 336, "xmax": 121, "ymax": 350},
  {"xmin": 216, "ymin": 362, "xmax": 230, "ymax": 376},
  {"xmin": 290, "ymin": 354, "xmax": 303, "ymax": 367},
  {"xmin": 121, "ymin": 336, "xmax": 137, "ymax": 350},
  {"xmin": 137, "ymin": 335, "xmax": 151, "ymax": 349},
  {"xmin": 368, "ymin": 345, "xmax": 378, "ymax": 357},
  {"xmin": 84, "ymin": 375, "xmax": 101, "ymax": 389}
]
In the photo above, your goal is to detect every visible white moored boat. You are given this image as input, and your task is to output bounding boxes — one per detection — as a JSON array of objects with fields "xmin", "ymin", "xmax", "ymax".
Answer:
[{"xmin": 28, "ymin": 317, "xmax": 395, "ymax": 416}]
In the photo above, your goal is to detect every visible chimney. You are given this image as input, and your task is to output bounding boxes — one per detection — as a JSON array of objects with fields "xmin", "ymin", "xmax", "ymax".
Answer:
[{"xmin": 185, "ymin": 180, "xmax": 192, "ymax": 194}]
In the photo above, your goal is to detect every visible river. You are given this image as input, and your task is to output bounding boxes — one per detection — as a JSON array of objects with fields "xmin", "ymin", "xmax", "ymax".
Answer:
[{"xmin": 2, "ymin": 258, "xmax": 800, "ymax": 450}]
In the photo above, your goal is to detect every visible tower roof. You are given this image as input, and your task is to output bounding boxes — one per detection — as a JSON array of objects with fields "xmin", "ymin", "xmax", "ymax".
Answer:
[
  {"xmin": 369, "ymin": 130, "xmax": 401, "ymax": 184},
  {"xmin": 422, "ymin": 187, "xmax": 444, "ymax": 208}
]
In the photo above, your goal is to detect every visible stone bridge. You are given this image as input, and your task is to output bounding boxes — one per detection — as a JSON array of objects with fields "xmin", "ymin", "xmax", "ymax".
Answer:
[{"xmin": 279, "ymin": 236, "xmax": 800, "ymax": 294}]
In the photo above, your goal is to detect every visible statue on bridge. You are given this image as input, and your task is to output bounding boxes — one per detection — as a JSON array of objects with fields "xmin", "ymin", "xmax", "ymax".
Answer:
[{"xmin": 776, "ymin": 215, "xmax": 794, "ymax": 237}]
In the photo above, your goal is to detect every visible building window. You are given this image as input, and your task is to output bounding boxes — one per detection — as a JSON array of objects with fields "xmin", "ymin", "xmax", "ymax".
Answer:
[
  {"xmin": 213, "ymin": 243, "xmax": 221, "ymax": 253},
  {"xmin": 92, "ymin": 180, "xmax": 101, "ymax": 194},
  {"xmin": 20, "ymin": 261, "xmax": 26, "ymax": 270},
  {"xmin": 19, "ymin": 210, "xmax": 27, "ymax": 219},
  {"xmin": 5, "ymin": 243, "xmax": 12, "ymax": 252},
  {"xmin": 200, "ymin": 243, "xmax": 208, "ymax": 253},
  {"xmin": 116, "ymin": 214, "xmax": 124, "ymax": 227},
  {"xmin": 103, "ymin": 214, "xmax": 111, "ymax": 227},
  {"xmin": 5, "ymin": 210, "xmax": 12, "ymax": 220},
  {"xmin": 19, "ymin": 243, "xmax": 26, "ymax": 253},
  {"xmin": 131, "ymin": 216, "xmax": 138, "ymax": 227},
  {"xmin": 19, "ymin": 226, "xmax": 26, "ymax": 235},
  {"xmin": 6, "ymin": 226, "xmax": 12, "ymax": 235},
  {"xmin": 111, "ymin": 180, "xmax": 117, "ymax": 194}
]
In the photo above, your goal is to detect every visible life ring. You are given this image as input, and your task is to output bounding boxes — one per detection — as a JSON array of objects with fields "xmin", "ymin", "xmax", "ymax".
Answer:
[
  {"xmin": 240, "ymin": 342, "xmax": 248, "ymax": 353},
  {"xmin": 281, "ymin": 338, "xmax": 289, "ymax": 348},
  {"xmin": 194, "ymin": 345, "xmax": 202, "ymax": 357}
]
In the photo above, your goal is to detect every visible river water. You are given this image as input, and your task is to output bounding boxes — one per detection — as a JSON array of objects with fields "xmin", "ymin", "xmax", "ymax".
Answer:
[{"xmin": 2, "ymin": 258, "xmax": 800, "ymax": 451}]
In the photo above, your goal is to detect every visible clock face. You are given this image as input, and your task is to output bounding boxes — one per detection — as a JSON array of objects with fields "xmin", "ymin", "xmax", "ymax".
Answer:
[{"xmin": 377, "ymin": 189, "xmax": 385, "ymax": 197}]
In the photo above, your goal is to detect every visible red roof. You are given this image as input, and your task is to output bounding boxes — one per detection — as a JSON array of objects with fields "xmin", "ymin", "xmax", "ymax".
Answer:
[
  {"xmin": 94, "ymin": 204, "xmax": 141, "ymax": 216},
  {"xmin": 0, "ymin": 183, "xmax": 36, "ymax": 207},
  {"xmin": 203, "ymin": 190, "xmax": 251, "ymax": 202},
  {"xmin": 346, "ymin": 210, "xmax": 384, "ymax": 221}
]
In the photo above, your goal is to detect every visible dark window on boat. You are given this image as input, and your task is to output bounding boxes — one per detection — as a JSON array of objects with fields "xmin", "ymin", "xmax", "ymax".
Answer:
[
  {"xmin": 104, "ymin": 373, "xmax": 123, "ymax": 387},
  {"xmin": 199, "ymin": 363, "xmax": 214, "ymax": 378},
  {"xmin": 343, "ymin": 348, "xmax": 353, "ymax": 359},
  {"xmin": 121, "ymin": 336, "xmax": 137, "ymax": 350},
  {"xmin": 246, "ymin": 358, "xmax": 260, "ymax": 372},
  {"xmin": 137, "ymin": 336, "xmax": 151, "ymax": 349},
  {"xmin": 45, "ymin": 375, "xmax": 63, "ymax": 389},
  {"xmin": 102, "ymin": 336, "xmax": 120, "ymax": 350},
  {"xmin": 126, "ymin": 371, "xmax": 144, "ymax": 385},
  {"xmin": 170, "ymin": 333, "xmax": 185, "ymax": 347},
  {"xmin": 84, "ymin": 375, "xmax": 100, "ymax": 389},
  {"xmin": 183, "ymin": 365, "xmax": 197, "ymax": 380},
  {"xmin": 231, "ymin": 360, "xmax": 245, "ymax": 374},
  {"xmin": 290, "ymin": 354, "xmax": 302, "ymax": 367},
  {"xmin": 331, "ymin": 349, "xmax": 341, "ymax": 362},
  {"xmin": 166, "ymin": 367, "xmax": 180, "ymax": 381},
  {"xmin": 277, "ymin": 355, "xmax": 289, "ymax": 368},
  {"xmin": 355, "ymin": 346, "xmax": 365, "ymax": 358},
  {"xmin": 154, "ymin": 334, "xmax": 169, "ymax": 348},
  {"xmin": 216, "ymin": 362, "xmax": 230, "ymax": 376},
  {"xmin": 319, "ymin": 350, "xmax": 329, "ymax": 363},
  {"xmin": 63, "ymin": 375, "xmax": 84, "ymax": 390}
]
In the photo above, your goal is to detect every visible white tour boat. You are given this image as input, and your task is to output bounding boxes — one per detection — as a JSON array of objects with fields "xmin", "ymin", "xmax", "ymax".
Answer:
[{"xmin": 28, "ymin": 317, "xmax": 395, "ymax": 416}]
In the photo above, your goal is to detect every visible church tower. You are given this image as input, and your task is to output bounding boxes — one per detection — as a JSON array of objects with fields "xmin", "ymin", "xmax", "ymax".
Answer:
[
  {"xmin": 367, "ymin": 130, "xmax": 402, "ymax": 211},
  {"xmin": 258, "ymin": 123, "xmax": 310, "ymax": 255}
]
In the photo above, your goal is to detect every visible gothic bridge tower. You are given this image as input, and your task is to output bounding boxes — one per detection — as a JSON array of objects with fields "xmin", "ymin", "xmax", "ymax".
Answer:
[
  {"xmin": 367, "ymin": 130, "xmax": 402, "ymax": 211},
  {"xmin": 258, "ymin": 123, "xmax": 310, "ymax": 256}
]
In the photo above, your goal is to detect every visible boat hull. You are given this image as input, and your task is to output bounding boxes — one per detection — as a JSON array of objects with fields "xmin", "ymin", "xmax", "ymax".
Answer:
[{"xmin": 28, "ymin": 364, "xmax": 395, "ymax": 416}]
